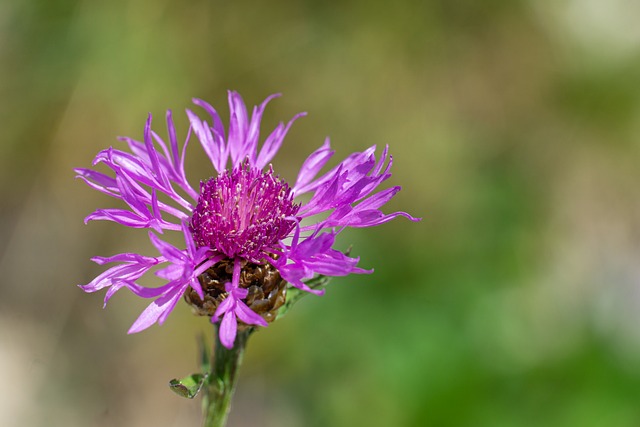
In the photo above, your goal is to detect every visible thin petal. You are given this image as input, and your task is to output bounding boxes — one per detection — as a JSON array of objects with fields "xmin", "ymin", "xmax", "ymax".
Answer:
[
  {"xmin": 75, "ymin": 168, "xmax": 118, "ymax": 197},
  {"xmin": 247, "ymin": 93, "xmax": 281, "ymax": 164},
  {"xmin": 255, "ymin": 112, "xmax": 307, "ymax": 169},
  {"xmin": 213, "ymin": 295, "xmax": 235, "ymax": 321},
  {"xmin": 187, "ymin": 108, "xmax": 226, "ymax": 174},
  {"xmin": 219, "ymin": 310, "xmax": 237, "ymax": 349},
  {"xmin": 91, "ymin": 253, "xmax": 157, "ymax": 265},
  {"xmin": 228, "ymin": 91, "xmax": 249, "ymax": 165},
  {"xmin": 128, "ymin": 285, "xmax": 183, "ymax": 333},
  {"xmin": 292, "ymin": 138, "xmax": 334, "ymax": 194},
  {"xmin": 192, "ymin": 98, "xmax": 226, "ymax": 143},
  {"xmin": 148, "ymin": 232, "xmax": 185, "ymax": 261},
  {"xmin": 235, "ymin": 301, "xmax": 268, "ymax": 327},
  {"xmin": 166, "ymin": 110, "xmax": 180, "ymax": 171}
]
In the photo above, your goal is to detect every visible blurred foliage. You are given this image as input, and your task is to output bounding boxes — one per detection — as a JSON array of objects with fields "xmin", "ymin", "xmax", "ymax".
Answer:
[{"xmin": 2, "ymin": 0, "xmax": 640, "ymax": 426}]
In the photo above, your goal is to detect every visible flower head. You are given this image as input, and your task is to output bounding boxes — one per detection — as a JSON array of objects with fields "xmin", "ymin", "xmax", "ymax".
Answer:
[{"xmin": 77, "ymin": 91, "xmax": 420, "ymax": 348}]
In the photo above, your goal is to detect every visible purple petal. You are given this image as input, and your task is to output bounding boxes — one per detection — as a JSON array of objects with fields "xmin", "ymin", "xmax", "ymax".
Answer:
[
  {"xmin": 255, "ymin": 112, "xmax": 307, "ymax": 169},
  {"xmin": 187, "ymin": 108, "xmax": 227, "ymax": 174},
  {"xmin": 91, "ymin": 253, "xmax": 157, "ymax": 265},
  {"xmin": 84, "ymin": 208, "xmax": 157, "ymax": 229},
  {"xmin": 349, "ymin": 210, "xmax": 420, "ymax": 228},
  {"xmin": 157, "ymin": 286, "xmax": 186, "ymax": 325},
  {"xmin": 193, "ymin": 252, "xmax": 223, "ymax": 277},
  {"xmin": 166, "ymin": 110, "xmax": 180, "ymax": 171},
  {"xmin": 118, "ymin": 167, "xmax": 191, "ymax": 219},
  {"xmin": 231, "ymin": 258, "xmax": 242, "ymax": 288},
  {"xmin": 148, "ymin": 231, "xmax": 185, "ymax": 262},
  {"xmin": 80, "ymin": 264, "xmax": 142, "ymax": 293},
  {"xmin": 75, "ymin": 168, "xmax": 118, "ymax": 197},
  {"xmin": 213, "ymin": 295, "xmax": 235, "ymax": 321},
  {"xmin": 353, "ymin": 186, "xmax": 400, "ymax": 211},
  {"xmin": 298, "ymin": 167, "xmax": 347, "ymax": 217},
  {"xmin": 219, "ymin": 310, "xmax": 237, "ymax": 349},
  {"xmin": 303, "ymin": 252, "xmax": 371, "ymax": 277},
  {"xmin": 182, "ymin": 221, "xmax": 196, "ymax": 257},
  {"xmin": 295, "ymin": 232, "xmax": 335, "ymax": 257},
  {"xmin": 128, "ymin": 284, "xmax": 185, "ymax": 333},
  {"xmin": 276, "ymin": 266, "xmax": 325, "ymax": 295},
  {"xmin": 247, "ymin": 93, "xmax": 281, "ymax": 164},
  {"xmin": 292, "ymin": 138, "xmax": 334, "ymax": 194},
  {"xmin": 143, "ymin": 114, "xmax": 172, "ymax": 191},
  {"xmin": 119, "ymin": 280, "xmax": 178, "ymax": 299},
  {"xmin": 294, "ymin": 146, "xmax": 374, "ymax": 197},
  {"xmin": 227, "ymin": 91, "xmax": 249, "ymax": 165},
  {"xmin": 192, "ymin": 98, "xmax": 226, "ymax": 143},
  {"xmin": 155, "ymin": 263, "xmax": 185, "ymax": 281},
  {"xmin": 235, "ymin": 301, "xmax": 268, "ymax": 327},
  {"xmin": 230, "ymin": 285, "xmax": 248, "ymax": 300}
]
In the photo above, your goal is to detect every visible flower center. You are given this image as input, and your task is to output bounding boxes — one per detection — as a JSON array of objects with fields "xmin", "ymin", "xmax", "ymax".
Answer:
[
  {"xmin": 190, "ymin": 163, "xmax": 300, "ymax": 260},
  {"xmin": 184, "ymin": 258, "xmax": 287, "ymax": 324}
]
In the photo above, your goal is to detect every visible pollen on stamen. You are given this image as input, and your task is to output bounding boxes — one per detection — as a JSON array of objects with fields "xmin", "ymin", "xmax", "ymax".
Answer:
[{"xmin": 189, "ymin": 162, "xmax": 300, "ymax": 261}]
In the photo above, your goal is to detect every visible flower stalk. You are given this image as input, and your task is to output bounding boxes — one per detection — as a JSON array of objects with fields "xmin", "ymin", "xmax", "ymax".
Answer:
[{"xmin": 202, "ymin": 325, "xmax": 252, "ymax": 427}]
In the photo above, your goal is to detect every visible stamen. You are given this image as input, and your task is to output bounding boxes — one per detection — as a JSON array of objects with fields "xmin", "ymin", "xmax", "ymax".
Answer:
[{"xmin": 190, "ymin": 162, "xmax": 300, "ymax": 261}]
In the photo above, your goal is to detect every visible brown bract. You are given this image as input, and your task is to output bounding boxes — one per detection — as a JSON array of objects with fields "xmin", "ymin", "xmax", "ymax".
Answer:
[{"xmin": 184, "ymin": 259, "xmax": 287, "ymax": 326}]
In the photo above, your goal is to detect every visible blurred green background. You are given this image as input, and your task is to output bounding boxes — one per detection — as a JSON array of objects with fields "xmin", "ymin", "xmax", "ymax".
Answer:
[{"xmin": 2, "ymin": 0, "xmax": 640, "ymax": 426}]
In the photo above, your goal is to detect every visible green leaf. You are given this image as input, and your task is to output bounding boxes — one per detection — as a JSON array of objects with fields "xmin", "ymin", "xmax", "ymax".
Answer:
[{"xmin": 169, "ymin": 373, "xmax": 207, "ymax": 399}]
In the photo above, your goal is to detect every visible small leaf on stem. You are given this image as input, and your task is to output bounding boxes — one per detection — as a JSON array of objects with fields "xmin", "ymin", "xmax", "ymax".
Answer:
[{"xmin": 169, "ymin": 373, "xmax": 207, "ymax": 399}]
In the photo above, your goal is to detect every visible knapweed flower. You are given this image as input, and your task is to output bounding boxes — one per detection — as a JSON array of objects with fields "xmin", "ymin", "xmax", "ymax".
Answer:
[{"xmin": 77, "ymin": 92, "xmax": 419, "ymax": 348}]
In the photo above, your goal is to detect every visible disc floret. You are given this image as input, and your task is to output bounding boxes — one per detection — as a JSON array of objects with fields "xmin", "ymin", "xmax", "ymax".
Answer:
[{"xmin": 190, "ymin": 162, "xmax": 300, "ymax": 262}]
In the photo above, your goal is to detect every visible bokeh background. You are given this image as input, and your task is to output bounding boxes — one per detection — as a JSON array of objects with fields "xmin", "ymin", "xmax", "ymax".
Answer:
[{"xmin": 2, "ymin": 0, "xmax": 640, "ymax": 426}]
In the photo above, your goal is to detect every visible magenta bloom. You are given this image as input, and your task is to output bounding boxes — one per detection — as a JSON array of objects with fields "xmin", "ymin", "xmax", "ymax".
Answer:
[{"xmin": 77, "ymin": 92, "xmax": 419, "ymax": 348}]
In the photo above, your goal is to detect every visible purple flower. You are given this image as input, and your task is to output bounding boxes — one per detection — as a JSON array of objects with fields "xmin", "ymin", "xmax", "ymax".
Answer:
[{"xmin": 77, "ymin": 91, "xmax": 420, "ymax": 348}]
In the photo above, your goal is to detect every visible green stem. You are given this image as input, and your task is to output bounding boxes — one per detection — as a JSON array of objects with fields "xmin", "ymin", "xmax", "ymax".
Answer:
[{"xmin": 202, "ymin": 325, "xmax": 251, "ymax": 427}]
